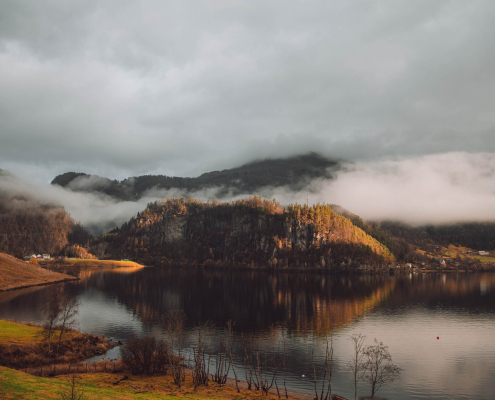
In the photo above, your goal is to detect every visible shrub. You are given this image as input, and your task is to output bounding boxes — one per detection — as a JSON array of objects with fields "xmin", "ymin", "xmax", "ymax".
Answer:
[{"xmin": 120, "ymin": 336, "xmax": 169, "ymax": 376}]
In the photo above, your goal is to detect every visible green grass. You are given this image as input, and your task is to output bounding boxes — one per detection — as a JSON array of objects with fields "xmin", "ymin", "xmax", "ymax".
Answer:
[
  {"xmin": 472, "ymin": 255, "xmax": 495, "ymax": 263},
  {"xmin": 64, "ymin": 259, "xmax": 144, "ymax": 268},
  {"xmin": 0, "ymin": 320, "xmax": 44, "ymax": 344},
  {"xmin": 0, "ymin": 367, "xmax": 171, "ymax": 399},
  {"xmin": 0, "ymin": 366, "xmax": 288, "ymax": 400}
]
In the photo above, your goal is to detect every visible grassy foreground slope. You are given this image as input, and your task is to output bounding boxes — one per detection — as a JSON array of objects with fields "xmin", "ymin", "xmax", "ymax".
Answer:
[
  {"xmin": 0, "ymin": 253, "xmax": 77, "ymax": 292},
  {"xmin": 0, "ymin": 319, "xmax": 44, "ymax": 343},
  {"xmin": 0, "ymin": 366, "xmax": 305, "ymax": 400}
]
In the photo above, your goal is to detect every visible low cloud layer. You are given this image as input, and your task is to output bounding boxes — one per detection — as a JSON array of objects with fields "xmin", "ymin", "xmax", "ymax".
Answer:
[
  {"xmin": 240, "ymin": 152, "xmax": 495, "ymax": 226},
  {"xmin": 1, "ymin": 1, "xmax": 495, "ymax": 180},
  {"xmin": 313, "ymin": 152, "xmax": 495, "ymax": 225},
  {"xmin": 2, "ymin": 152, "xmax": 495, "ymax": 234},
  {"xmin": 0, "ymin": 172, "xmax": 149, "ymax": 235}
]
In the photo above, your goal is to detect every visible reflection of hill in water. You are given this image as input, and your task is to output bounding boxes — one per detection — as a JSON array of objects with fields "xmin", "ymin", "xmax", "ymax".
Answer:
[
  {"xmin": 389, "ymin": 272, "xmax": 495, "ymax": 312},
  {"xmin": 79, "ymin": 268, "xmax": 396, "ymax": 334},
  {"xmin": 1, "ymin": 269, "xmax": 494, "ymax": 338}
]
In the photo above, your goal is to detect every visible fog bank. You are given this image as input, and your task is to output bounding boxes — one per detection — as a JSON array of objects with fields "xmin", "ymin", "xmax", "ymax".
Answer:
[{"xmin": 1, "ymin": 152, "xmax": 495, "ymax": 234}]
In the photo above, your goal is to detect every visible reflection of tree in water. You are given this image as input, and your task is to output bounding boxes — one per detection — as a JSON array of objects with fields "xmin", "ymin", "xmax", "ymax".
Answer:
[
  {"xmin": 80, "ymin": 268, "xmax": 396, "ymax": 334},
  {"xmin": 0, "ymin": 281, "xmax": 84, "ymax": 325}
]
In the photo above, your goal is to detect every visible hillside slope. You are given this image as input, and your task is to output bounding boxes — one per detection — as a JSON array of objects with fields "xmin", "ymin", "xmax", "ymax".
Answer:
[
  {"xmin": 0, "ymin": 253, "xmax": 76, "ymax": 292},
  {"xmin": 0, "ymin": 188, "xmax": 90, "ymax": 258},
  {"xmin": 94, "ymin": 197, "xmax": 394, "ymax": 269}
]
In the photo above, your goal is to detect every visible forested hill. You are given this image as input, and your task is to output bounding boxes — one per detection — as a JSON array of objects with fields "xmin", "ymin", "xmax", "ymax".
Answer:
[
  {"xmin": 0, "ymin": 190, "xmax": 90, "ymax": 258},
  {"xmin": 377, "ymin": 221, "xmax": 495, "ymax": 252},
  {"xmin": 92, "ymin": 197, "xmax": 394, "ymax": 269},
  {"xmin": 331, "ymin": 205, "xmax": 495, "ymax": 260},
  {"xmin": 51, "ymin": 153, "xmax": 338, "ymax": 201}
]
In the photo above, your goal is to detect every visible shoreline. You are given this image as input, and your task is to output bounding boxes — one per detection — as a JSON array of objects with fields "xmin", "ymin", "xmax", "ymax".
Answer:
[
  {"xmin": 0, "ymin": 318, "xmax": 347, "ymax": 400},
  {"xmin": 0, "ymin": 276, "xmax": 79, "ymax": 293},
  {"xmin": 142, "ymin": 261, "xmax": 495, "ymax": 275},
  {"xmin": 0, "ymin": 365, "xmax": 349, "ymax": 400}
]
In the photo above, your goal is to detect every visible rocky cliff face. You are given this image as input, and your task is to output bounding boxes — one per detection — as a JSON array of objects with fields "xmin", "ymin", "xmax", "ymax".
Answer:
[{"xmin": 95, "ymin": 197, "xmax": 394, "ymax": 269}]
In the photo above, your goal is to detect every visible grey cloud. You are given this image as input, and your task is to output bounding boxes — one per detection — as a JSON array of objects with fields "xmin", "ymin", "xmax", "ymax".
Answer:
[
  {"xmin": 1, "ymin": 1, "xmax": 495, "ymax": 180},
  {"xmin": 310, "ymin": 152, "xmax": 495, "ymax": 225}
]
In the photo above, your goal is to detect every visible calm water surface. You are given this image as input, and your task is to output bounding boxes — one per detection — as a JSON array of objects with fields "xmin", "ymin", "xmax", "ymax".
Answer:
[{"xmin": 1, "ymin": 266, "xmax": 494, "ymax": 400}]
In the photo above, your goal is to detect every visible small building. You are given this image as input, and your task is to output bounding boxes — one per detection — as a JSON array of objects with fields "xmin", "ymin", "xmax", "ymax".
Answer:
[
  {"xmin": 42, "ymin": 254, "xmax": 50, "ymax": 260},
  {"xmin": 479, "ymin": 251, "xmax": 489, "ymax": 255}
]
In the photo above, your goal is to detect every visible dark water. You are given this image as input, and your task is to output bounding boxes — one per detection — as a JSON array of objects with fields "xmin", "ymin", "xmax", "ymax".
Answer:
[{"xmin": 1, "ymin": 266, "xmax": 495, "ymax": 400}]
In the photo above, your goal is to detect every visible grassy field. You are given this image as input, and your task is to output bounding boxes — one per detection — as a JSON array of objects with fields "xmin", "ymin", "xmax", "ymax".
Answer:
[
  {"xmin": 0, "ymin": 320, "xmax": 45, "ymax": 344},
  {"xmin": 0, "ymin": 320, "xmax": 82, "ymax": 345},
  {"xmin": 0, "ymin": 366, "xmax": 303, "ymax": 400},
  {"xmin": 63, "ymin": 259, "xmax": 144, "ymax": 268}
]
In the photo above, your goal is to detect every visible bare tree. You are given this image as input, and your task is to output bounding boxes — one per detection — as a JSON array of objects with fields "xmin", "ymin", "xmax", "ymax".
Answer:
[
  {"xmin": 347, "ymin": 333, "xmax": 366, "ymax": 400},
  {"xmin": 59, "ymin": 374, "xmax": 85, "ymax": 400},
  {"xmin": 226, "ymin": 320, "xmax": 240, "ymax": 393},
  {"xmin": 281, "ymin": 331, "xmax": 289, "ymax": 399},
  {"xmin": 256, "ymin": 349, "xmax": 281, "ymax": 395},
  {"xmin": 192, "ymin": 322, "xmax": 211, "ymax": 388},
  {"xmin": 43, "ymin": 289, "xmax": 61, "ymax": 355},
  {"xmin": 362, "ymin": 339, "xmax": 402, "ymax": 398},
  {"xmin": 166, "ymin": 310, "xmax": 186, "ymax": 387},
  {"xmin": 242, "ymin": 334, "xmax": 255, "ymax": 390},
  {"xmin": 242, "ymin": 334, "xmax": 280, "ymax": 394},
  {"xmin": 57, "ymin": 297, "xmax": 79, "ymax": 354},
  {"xmin": 121, "ymin": 336, "xmax": 169, "ymax": 376},
  {"xmin": 312, "ymin": 337, "xmax": 333, "ymax": 400},
  {"xmin": 211, "ymin": 332, "xmax": 230, "ymax": 385}
]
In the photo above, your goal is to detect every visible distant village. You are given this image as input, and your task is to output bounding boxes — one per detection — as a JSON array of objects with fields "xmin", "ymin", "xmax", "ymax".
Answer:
[{"xmin": 391, "ymin": 248, "xmax": 494, "ymax": 272}]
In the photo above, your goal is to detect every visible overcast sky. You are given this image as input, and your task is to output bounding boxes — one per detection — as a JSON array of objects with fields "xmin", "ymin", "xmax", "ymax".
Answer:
[{"xmin": 1, "ymin": 0, "xmax": 495, "ymax": 182}]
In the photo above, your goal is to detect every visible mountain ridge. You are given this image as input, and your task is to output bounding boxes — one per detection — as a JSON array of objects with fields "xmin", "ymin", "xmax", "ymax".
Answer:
[{"xmin": 51, "ymin": 153, "xmax": 339, "ymax": 201}]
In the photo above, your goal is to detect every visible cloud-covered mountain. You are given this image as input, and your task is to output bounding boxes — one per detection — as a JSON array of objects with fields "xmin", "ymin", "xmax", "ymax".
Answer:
[{"xmin": 51, "ymin": 153, "xmax": 339, "ymax": 201}]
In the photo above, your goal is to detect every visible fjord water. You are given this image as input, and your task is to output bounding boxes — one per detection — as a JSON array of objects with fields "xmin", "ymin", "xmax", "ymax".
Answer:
[{"xmin": 1, "ymin": 267, "xmax": 494, "ymax": 400}]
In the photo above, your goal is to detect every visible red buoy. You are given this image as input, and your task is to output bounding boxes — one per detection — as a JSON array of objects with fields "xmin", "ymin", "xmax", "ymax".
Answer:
[{"xmin": 437, "ymin": 336, "xmax": 439, "ymax": 339}]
